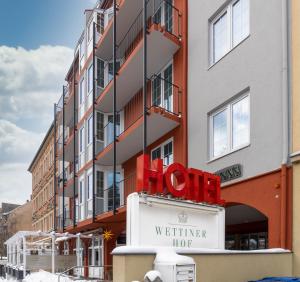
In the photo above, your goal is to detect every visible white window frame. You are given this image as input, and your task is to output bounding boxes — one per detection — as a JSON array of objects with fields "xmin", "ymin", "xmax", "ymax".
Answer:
[
  {"xmin": 87, "ymin": 115, "xmax": 93, "ymax": 145},
  {"xmin": 210, "ymin": 0, "xmax": 250, "ymax": 65},
  {"xmin": 151, "ymin": 137, "xmax": 174, "ymax": 166},
  {"xmin": 209, "ymin": 93, "xmax": 250, "ymax": 160},
  {"xmin": 151, "ymin": 60, "xmax": 174, "ymax": 112},
  {"xmin": 87, "ymin": 64, "xmax": 93, "ymax": 95}
]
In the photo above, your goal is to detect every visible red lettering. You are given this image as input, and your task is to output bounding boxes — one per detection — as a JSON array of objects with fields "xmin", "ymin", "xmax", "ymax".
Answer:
[
  {"xmin": 136, "ymin": 154, "xmax": 163, "ymax": 194},
  {"xmin": 136, "ymin": 154, "xmax": 225, "ymax": 206},
  {"xmin": 164, "ymin": 163, "xmax": 189, "ymax": 198}
]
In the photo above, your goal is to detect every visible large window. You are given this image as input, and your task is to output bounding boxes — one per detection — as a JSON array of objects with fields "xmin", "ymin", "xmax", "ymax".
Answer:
[
  {"xmin": 152, "ymin": 63, "xmax": 173, "ymax": 112},
  {"xmin": 97, "ymin": 58, "xmax": 105, "ymax": 88},
  {"xmin": 211, "ymin": 0, "xmax": 249, "ymax": 64},
  {"xmin": 79, "ymin": 127, "xmax": 85, "ymax": 153},
  {"xmin": 210, "ymin": 94, "xmax": 250, "ymax": 159},
  {"xmin": 151, "ymin": 138, "xmax": 174, "ymax": 166}
]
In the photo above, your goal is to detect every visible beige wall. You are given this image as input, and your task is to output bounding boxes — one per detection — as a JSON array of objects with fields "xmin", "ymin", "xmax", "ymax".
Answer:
[
  {"xmin": 29, "ymin": 126, "xmax": 55, "ymax": 232},
  {"xmin": 113, "ymin": 253, "xmax": 292, "ymax": 282},
  {"xmin": 7, "ymin": 201, "xmax": 33, "ymax": 235},
  {"xmin": 292, "ymin": 0, "xmax": 300, "ymax": 276}
]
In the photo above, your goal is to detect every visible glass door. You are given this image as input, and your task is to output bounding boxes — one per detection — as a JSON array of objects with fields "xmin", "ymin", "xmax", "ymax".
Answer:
[
  {"xmin": 163, "ymin": 64, "xmax": 173, "ymax": 112},
  {"xmin": 105, "ymin": 172, "xmax": 121, "ymax": 211}
]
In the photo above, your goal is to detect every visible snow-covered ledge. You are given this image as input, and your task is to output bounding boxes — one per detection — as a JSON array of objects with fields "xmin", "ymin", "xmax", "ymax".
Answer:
[{"xmin": 112, "ymin": 246, "xmax": 291, "ymax": 255}]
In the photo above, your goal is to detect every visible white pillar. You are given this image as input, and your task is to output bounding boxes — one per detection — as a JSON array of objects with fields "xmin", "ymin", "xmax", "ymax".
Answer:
[
  {"xmin": 76, "ymin": 234, "xmax": 81, "ymax": 278},
  {"xmin": 17, "ymin": 240, "xmax": 20, "ymax": 267},
  {"xmin": 51, "ymin": 234, "xmax": 55, "ymax": 274},
  {"xmin": 23, "ymin": 237, "xmax": 26, "ymax": 278}
]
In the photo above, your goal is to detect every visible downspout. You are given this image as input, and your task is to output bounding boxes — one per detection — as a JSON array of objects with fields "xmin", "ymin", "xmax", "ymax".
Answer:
[{"xmin": 280, "ymin": 0, "xmax": 291, "ymax": 249}]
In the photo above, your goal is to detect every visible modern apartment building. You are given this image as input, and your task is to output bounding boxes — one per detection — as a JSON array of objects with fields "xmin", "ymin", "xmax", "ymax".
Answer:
[
  {"xmin": 188, "ymin": 0, "xmax": 292, "ymax": 250},
  {"xmin": 28, "ymin": 124, "xmax": 55, "ymax": 232},
  {"xmin": 54, "ymin": 0, "xmax": 187, "ymax": 268}
]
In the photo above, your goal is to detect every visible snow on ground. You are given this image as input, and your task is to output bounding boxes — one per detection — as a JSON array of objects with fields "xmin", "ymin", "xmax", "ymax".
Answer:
[{"xmin": 0, "ymin": 270, "xmax": 93, "ymax": 282}]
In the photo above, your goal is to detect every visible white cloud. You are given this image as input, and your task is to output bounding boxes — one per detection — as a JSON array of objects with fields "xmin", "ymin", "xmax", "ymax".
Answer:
[
  {"xmin": 0, "ymin": 45, "xmax": 73, "ymax": 204},
  {"xmin": 0, "ymin": 119, "xmax": 44, "ymax": 163},
  {"xmin": 0, "ymin": 163, "xmax": 32, "ymax": 204},
  {"xmin": 0, "ymin": 45, "xmax": 73, "ymax": 127}
]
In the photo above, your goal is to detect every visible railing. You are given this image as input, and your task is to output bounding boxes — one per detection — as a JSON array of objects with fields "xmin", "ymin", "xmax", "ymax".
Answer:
[
  {"xmin": 95, "ymin": 172, "xmax": 136, "ymax": 216},
  {"xmin": 95, "ymin": 0, "xmax": 182, "ymax": 100},
  {"xmin": 58, "ymin": 265, "xmax": 113, "ymax": 282},
  {"xmin": 95, "ymin": 76, "xmax": 181, "ymax": 156}
]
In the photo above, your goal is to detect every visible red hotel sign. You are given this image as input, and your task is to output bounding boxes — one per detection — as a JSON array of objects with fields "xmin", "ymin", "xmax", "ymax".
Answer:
[{"xmin": 136, "ymin": 154, "xmax": 225, "ymax": 205}]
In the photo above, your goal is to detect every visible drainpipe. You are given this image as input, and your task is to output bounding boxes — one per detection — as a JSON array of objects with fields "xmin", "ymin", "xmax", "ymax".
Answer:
[{"xmin": 280, "ymin": 0, "xmax": 291, "ymax": 249}]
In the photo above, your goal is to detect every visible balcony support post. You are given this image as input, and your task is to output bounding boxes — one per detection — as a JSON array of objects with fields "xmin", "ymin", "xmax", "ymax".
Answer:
[
  {"xmin": 113, "ymin": 0, "xmax": 117, "ymax": 214},
  {"xmin": 143, "ymin": 0, "xmax": 148, "ymax": 153},
  {"xmin": 73, "ymin": 63, "xmax": 77, "ymax": 228},
  {"xmin": 62, "ymin": 86, "xmax": 66, "ymax": 232},
  {"xmin": 93, "ymin": 22, "xmax": 96, "ymax": 220},
  {"xmin": 53, "ymin": 103, "xmax": 57, "ymax": 232}
]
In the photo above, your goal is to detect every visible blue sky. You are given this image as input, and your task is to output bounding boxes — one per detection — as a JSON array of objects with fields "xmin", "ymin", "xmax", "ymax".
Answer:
[
  {"xmin": 0, "ymin": 0, "xmax": 96, "ymax": 49},
  {"xmin": 0, "ymin": 0, "xmax": 97, "ymax": 204}
]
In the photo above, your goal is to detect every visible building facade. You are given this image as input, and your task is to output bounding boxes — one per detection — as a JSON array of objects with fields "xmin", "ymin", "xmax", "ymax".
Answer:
[
  {"xmin": 28, "ymin": 124, "xmax": 55, "ymax": 232},
  {"xmin": 6, "ymin": 201, "xmax": 33, "ymax": 235},
  {"xmin": 0, "ymin": 203, "xmax": 20, "ymax": 258},
  {"xmin": 291, "ymin": 0, "xmax": 300, "ymax": 275},
  {"xmin": 54, "ymin": 0, "xmax": 187, "ymax": 268},
  {"xmin": 188, "ymin": 0, "xmax": 292, "ymax": 250}
]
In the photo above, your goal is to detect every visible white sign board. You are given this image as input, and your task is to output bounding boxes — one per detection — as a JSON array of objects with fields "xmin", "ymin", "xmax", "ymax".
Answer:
[{"xmin": 127, "ymin": 193, "xmax": 225, "ymax": 249}]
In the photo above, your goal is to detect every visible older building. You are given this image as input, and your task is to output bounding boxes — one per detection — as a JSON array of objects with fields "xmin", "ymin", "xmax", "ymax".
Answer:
[
  {"xmin": 6, "ymin": 201, "xmax": 33, "ymax": 235},
  {"xmin": 0, "ymin": 203, "xmax": 20, "ymax": 258},
  {"xmin": 28, "ymin": 123, "xmax": 55, "ymax": 232}
]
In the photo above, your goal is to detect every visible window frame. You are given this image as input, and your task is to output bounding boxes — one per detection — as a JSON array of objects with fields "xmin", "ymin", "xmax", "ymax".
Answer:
[
  {"xmin": 87, "ymin": 64, "xmax": 93, "ymax": 94},
  {"xmin": 210, "ymin": 0, "xmax": 250, "ymax": 65},
  {"xmin": 151, "ymin": 60, "xmax": 174, "ymax": 112},
  {"xmin": 209, "ymin": 93, "xmax": 250, "ymax": 161},
  {"xmin": 151, "ymin": 137, "xmax": 174, "ymax": 166}
]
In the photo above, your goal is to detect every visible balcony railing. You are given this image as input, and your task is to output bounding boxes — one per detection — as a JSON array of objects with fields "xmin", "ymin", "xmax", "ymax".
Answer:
[
  {"xmin": 95, "ymin": 76, "xmax": 181, "ymax": 156},
  {"xmin": 95, "ymin": 0, "xmax": 181, "ymax": 100}
]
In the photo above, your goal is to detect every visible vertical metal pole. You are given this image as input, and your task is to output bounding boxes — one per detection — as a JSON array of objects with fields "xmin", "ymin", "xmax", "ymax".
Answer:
[
  {"xmin": 53, "ymin": 104, "xmax": 57, "ymax": 231},
  {"xmin": 143, "ymin": 0, "xmax": 148, "ymax": 153},
  {"xmin": 73, "ymin": 66, "xmax": 76, "ymax": 228},
  {"xmin": 92, "ymin": 22, "xmax": 96, "ymax": 220},
  {"xmin": 113, "ymin": 0, "xmax": 117, "ymax": 214},
  {"xmin": 62, "ymin": 87, "xmax": 66, "ymax": 232}
]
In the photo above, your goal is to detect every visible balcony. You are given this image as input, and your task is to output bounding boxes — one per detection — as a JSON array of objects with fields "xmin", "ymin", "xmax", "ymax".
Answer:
[
  {"xmin": 95, "ymin": 76, "xmax": 181, "ymax": 165},
  {"xmin": 95, "ymin": 0, "xmax": 181, "ymax": 113}
]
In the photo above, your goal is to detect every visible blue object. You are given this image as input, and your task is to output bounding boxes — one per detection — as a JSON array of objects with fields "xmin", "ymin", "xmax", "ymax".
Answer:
[{"xmin": 249, "ymin": 278, "xmax": 300, "ymax": 282}]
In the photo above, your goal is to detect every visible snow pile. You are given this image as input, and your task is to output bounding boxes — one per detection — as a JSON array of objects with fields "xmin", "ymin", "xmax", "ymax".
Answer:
[{"xmin": 0, "ymin": 270, "xmax": 94, "ymax": 282}]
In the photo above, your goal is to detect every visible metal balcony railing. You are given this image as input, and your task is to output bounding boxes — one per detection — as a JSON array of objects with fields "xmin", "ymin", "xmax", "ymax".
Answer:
[{"xmin": 95, "ymin": 76, "xmax": 181, "ymax": 156}]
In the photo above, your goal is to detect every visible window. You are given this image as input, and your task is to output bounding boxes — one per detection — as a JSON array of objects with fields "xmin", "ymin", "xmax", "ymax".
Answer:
[
  {"xmin": 88, "ymin": 64, "xmax": 93, "ymax": 94},
  {"xmin": 97, "ymin": 13, "xmax": 105, "ymax": 34},
  {"xmin": 97, "ymin": 58, "xmax": 105, "ymax": 88},
  {"xmin": 210, "ymin": 94, "xmax": 250, "ymax": 159},
  {"xmin": 211, "ymin": 0, "xmax": 249, "ymax": 64},
  {"xmin": 106, "ymin": 114, "xmax": 120, "ymax": 145},
  {"xmin": 87, "ymin": 173, "xmax": 93, "ymax": 200},
  {"xmin": 151, "ymin": 139, "xmax": 173, "ymax": 166},
  {"xmin": 96, "ymin": 112, "xmax": 104, "ymax": 141},
  {"xmin": 108, "ymin": 61, "xmax": 121, "ymax": 82},
  {"xmin": 96, "ymin": 171, "xmax": 104, "ymax": 198},
  {"xmin": 88, "ymin": 116, "xmax": 93, "ymax": 145},
  {"xmin": 79, "ymin": 78, "xmax": 85, "ymax": 105},
  {"xmin": 152, "ymin": 63, "xmax": 173, "ymax": 112},
  {"xmin": 79, "ymin": 180, "xmax": 84, "ymax": 204}
]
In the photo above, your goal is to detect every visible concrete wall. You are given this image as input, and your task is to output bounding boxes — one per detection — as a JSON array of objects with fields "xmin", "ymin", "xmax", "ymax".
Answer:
[
  {"xmin": 188, "ymin": 0, "xmax": 286, "ymax": 180},
  {"xmin": 113, "ymin": 252, "xmax": 292, "ymax": 282}
]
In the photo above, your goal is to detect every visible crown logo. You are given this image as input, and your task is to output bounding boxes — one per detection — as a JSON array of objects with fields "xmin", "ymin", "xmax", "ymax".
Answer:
[{"xmin": 178, "ymin": 211, "xmax": 188, "ymax": 223}]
